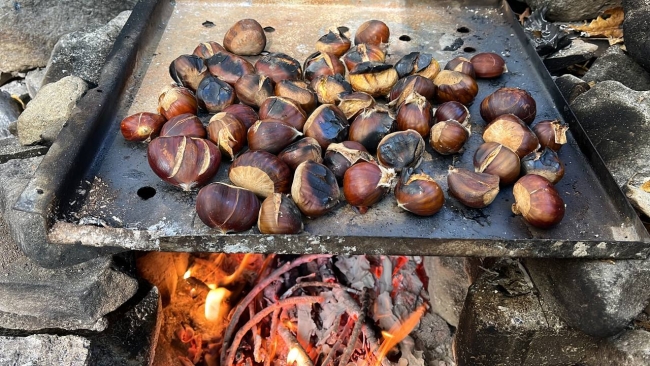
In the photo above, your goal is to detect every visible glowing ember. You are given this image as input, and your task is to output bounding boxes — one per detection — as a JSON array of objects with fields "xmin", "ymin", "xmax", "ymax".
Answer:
[
  {"xmin": 286, "ymin": 346, "xmax": 309, "ymax": 366},
  {"xmin": 204, "ymin": 287, "xmax": 231, "ymax": 321},
  {"xmin": 183, "ymin": 269, "xmax": 191, "ymax": 279}
]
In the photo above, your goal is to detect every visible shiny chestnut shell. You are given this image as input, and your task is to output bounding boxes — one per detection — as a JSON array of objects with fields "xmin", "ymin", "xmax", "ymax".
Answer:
[
  {"xmin": 223, "ymin": 19, "xmax": 266, "ymax": 56},
  {"xmin": 430, "ymin": 119, "xmax": 470, "ymax": 155},
  {"xmin": 303, "ymin": 52, "xmax": 345, "ymax": 82},
  {"xmin": 480, "ymin": 87, "xmax": 536, "ymax": 124},
  {"xmin": 229, "ymin": 150, "xmax": 292, "ymax": 198},
  {"xmin": 342, "ymin": 44, "xmax": 385, "ymax": 71},
  {"xmin": 343, "ymin": 161, "xmax": 395, "ymax": 214},
  {"xmin": 311, "ymin": 74, "xmax": 353, "ymax": 104},
  {"xmin": 435, "ymin": 101, "xmax": 470, "ymax": 124},
  {"xmin": 396, "ymin": 92, "xmax": 433, "ymax": 137},
  {"xmin": 206, "ymin": 112, "xmax": 247, "ymax": 160},
  {"xmin": 348, "ymin": 107, "xmax": 396, "ymax": 153},
  {"xmin": 483, "ymin": 114, "xmax": 540, "ymax": 158},
  {"xmin": 316, "ymin": 29, "xmax": 351, "ymax": 57},
  {"xmin": 533, "ymin": 120, "xmax": 568, "ymax": 152},
  {"xmin": 376, "ymin": 130, "xmax": 425, "ymax": 173},
  {"xmin": 278, "ymin": 137, "xmax": 323, "ymax": 170},
  {"xmin": 223, "ymin": 104, "xmax": 259, "ymax": 130},
  {"xmin": 255, "ymin": 53, "xmax": 302, "ymax": 83},
  {"xmin": 206, "ymin": 52, "xmax": 255, "ymax": 85},
  {"xmin": 275, "ymin": 80, "xmax": 318, "ymax": 113},
  {"xmin": 258, "ymin": 194, "xmax": 303, "ymax": 234},
  {"xmin": 258, "ymin": 97, "xmax": 307, "ymax": 131},
  {"xmin": 234, "ymin": 73, "xmax": 274, "ymax": 108},
  {"xmin": 193, "ymin": 41, "xmax": 226, "ymax": 59},
  {"xmin": 247, "ymin": 119, "xmax": 302, "ymax": 154},
  {"xmin": 447, "ymin": 168, "xmax": 500, "ymax": 208},
  {"xmin": 348, "ymin": 62, "xmax": 398, "ymax": 97},
  {"xmin": 354, "ymin": 20, "xmax": 390, "ymax": 46},
  {"xmin": 393, "ymin": 52, "xmax": 441, "ymax": 80},
  {"xmin": 433, "ymin": 70, "xmax": 479, "ymax": 105},
  {"xmin": 388, "ymin": 75, "xmax": 437, "ymax": 106},
  {"xmin": 158, "ymin": 86, "xmax": 198, "ymax": 120},
  {"xmin": 395, "ymin": 169, "xmax": 445, "ymax": 216},
  {"xmin": 303, "ymin": 104, "xmax": 349, "ymax": 149},
  {"xmin": 169, "ymin": 54, "xmax": 208, "ymax": 92},
  {"xmin": 291, "ymin": 161, "xmax": 340, "ymax": 217},
  {"xmin": 337, "ymin": 92, "xmax": 376, "ymax": 120},
  {"xmin": 160, "ymin": 113, "xmax": 206, "ymax": 138},
  {"xmin": 196, "ymin": 183, "xmax": 261, "ymax": 233},
  {"xmin": 196, "ymin": 75, "xmax": 236, "ymax": 113},
  {"xmin": 323, "ymin": 141, "xmax": 373, "ymax": 185},
  {"xmin": 521, "ymin": 148, "xmax": 565, "ymax": 184},
  {"xmin": 120, "ymin": 112, "xmax": 166, "ymax": 142},
  {"xmin": 473, "ymin": 142, "xmax": 521, "ymax": 186},
  {"xmin": 470, "ymin": 52, "xmax": 507, "ymax": 79},
  {"xmin": 512, "ymin": 174, "xmax": 565, "ymax": 229},
  {"xmin": 444, "ymin": 57, "xmax": 476, "ymax": 78}
]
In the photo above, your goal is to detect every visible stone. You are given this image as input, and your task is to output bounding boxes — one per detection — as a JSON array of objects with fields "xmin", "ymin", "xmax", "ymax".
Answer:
[
  {"xmin": 586, "ymin": 330, "xmax": 650, "ymax": 365},
  {"xmin": 136, "ymin": 252, "xmax": 189, "ymax": 307},
  {"xmin": 524, "ymin": 0, "xmax": 621, "ymax": 21},
  {"xmin": 544, "ymin": 39, "xmax": 598, "ymax": 72},
  {"xmin": 0, "ymin": 137, "xmax": 48, "ymax": 164},
  {"xmin": 43, "ymin": 11, "xmax": 132, "ymax": 86},
  {"xmin": 0, "ymin": 91, "xmax": 21, "ymax": 139},
  {"xmin": 554, "ymin": 74, "xmax": 591, "ymax": 104},
  {"xmin": 582, "ymin": 46, "xmax": 650, "ymax": 91},
  {"xmin": 624, "ymin": 171, "xmax": 650, "ymax": 219},
  {"xmin": 423, "ymin": 257, "xmax": 475, "ymax": 327},
  {"xmin": 623, "ymin": 0, "xmax": 650, "ymax": 73},
  {"xmin": 25, "ymin": 68, "xmax": 46, "ymax": 98},
  {"xmin": 0, "ymin": 0, "xmax": 137, "ymax": 73},
  {"xmin": 0, "ymin": 79, "xmax": 29, "ymax": 103},
  {"xmin": 0, "ymin": 334, "xmax": 91, "ymax": 365},
  {"xmin": 17, "ymin": 75, "xmax": 88, "ymax": 146}
]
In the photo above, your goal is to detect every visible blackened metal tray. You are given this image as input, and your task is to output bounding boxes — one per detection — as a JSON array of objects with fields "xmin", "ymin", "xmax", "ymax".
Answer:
[{"xmin": 14, "ymin": 0, "xmax": 650, "ymax": 258}]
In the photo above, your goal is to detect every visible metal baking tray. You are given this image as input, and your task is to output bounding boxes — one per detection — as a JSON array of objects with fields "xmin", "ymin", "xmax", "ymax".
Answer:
[{"xmin": 14, "ymin": 0, "xmax": 650, "ymax": 258}]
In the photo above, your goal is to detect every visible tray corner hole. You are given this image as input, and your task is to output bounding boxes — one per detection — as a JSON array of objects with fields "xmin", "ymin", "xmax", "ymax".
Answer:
[
  {"xmin": 399, "ymin": 35, "xmax": 411, "ymax": 42},
  {"xmin": 457, "ymin": 26, "xmax": 470, "ymax": 33},
  {"xmin": 137, "ymin": 186, "xmax": 156, "ymax": 200},
  {"xmin": 463, "ymin": 46, "xmax": 476, "ymax": 53},
  {"xmin": 36, "ymin": 188, "xmax": 43, "ymax": 195},
  {"xmin": 263, "ymin": 26, "xmax": 275, "ymax": 33}
]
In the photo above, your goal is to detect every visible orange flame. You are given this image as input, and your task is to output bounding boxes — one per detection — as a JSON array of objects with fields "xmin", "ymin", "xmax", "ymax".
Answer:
[
  {"xmin": 183, "ymin": 269, "xmax": 191, "ymax": 279},
  {"xmin": 286, "ymin": 346, "xmax": 310, "ymax": 366},
  {"xmin": 375, "ymin": 304, "xmax": 427, "ymax": 366},
  {"xmin": 204, "ymin": 287, "xmax": 231, "ymax": 321}
]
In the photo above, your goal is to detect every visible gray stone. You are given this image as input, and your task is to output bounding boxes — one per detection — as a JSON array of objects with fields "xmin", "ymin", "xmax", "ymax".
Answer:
[
  {"xmin": 43, "ymin": 11, "xmax": 131, "ymax": 86},
  {"xmin": 424, "ymin": 257, "xmax": 474, "ymax": 327},
  {"xmin": 623, "ymin": 0, "xmax": 650, "ymax": 73},
  {"xmin": 583, "ymin": 46, "xmax": 650, "ymax": 91},
  {"xmin": 525, "ymin": 0, "xmax": 621, "ymax": 21},
  {"xmin": 17, "ymin": 75, "xmax": 88, "ymax": 146},
  {"xmin": 0, "ymin": 91, "xmax": 21, "ymax": 139},
  {"xmin": 25, "ymin": 68, "xmax": 46, "ymax": 98},
  {"xmin": 0, "ymin": 137, "xmax": 48, "ymax": 164},
  {"xmin": 0, "ymin": 0, "xmax": 137, "ymax": 73},
  {"xmin": 0, "ymin": 334, "xmax": 91, "ymax": 365},
  {"xmin": 586, "ymin": 330, "xmax": 650, "ymax": 365},
  {"xmin": 544, "ymin": 39, "xmax": 598, "ymax": 72},
  {"xmin": 554, "ymin": 74, "xmax": 591, "ymax": 104},
  {"xmin": 624, "ymin": 171, "xmax": 650, "ymax": 220},
  {"xmin": 0, "ymin": 79, "xmax": 29, "ymax": 102}
]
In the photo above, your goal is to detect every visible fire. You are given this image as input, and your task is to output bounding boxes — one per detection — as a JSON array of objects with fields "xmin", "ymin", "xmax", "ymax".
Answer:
[
  {"xmin": 375, "ymin": 304, "xmax": 427, "ymax": 366},
  {"xmin": 204, "ymin": 287, "xmax": 231, "ymax": 321},
  {"xmin": 286, "ymin": 346, "xmax": 310, "ymax": 366},
  {"xmin": 183, "ymin": 269, "xmax": 191, "ymax": 279}
]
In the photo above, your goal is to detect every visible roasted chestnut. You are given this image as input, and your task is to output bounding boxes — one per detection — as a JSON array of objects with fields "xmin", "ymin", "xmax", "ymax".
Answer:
[
  {"xmin": 348, "ymin": 107, "xmax": 396, "ymax": 153},
  {"xmin": 430, "ymin": 119, "xmax": 470, "ymax": 155},
  {"xmin": 343, "ymin": 161, "xmax": 395, "ymax": 214},
  {"xmin": 394, "ymin": 169, "xmax": 444, "ymax": 216},
  {"xmin": 393, "ymin": 52, "xmax": 441, "ymax": 80},
  {"xmin": 160, "ymin": 113, "xmax": 206, "ymax": 138},
  {"xmin": 291, "ymin": 161, "xmax": 340, "ymax": 217},
  {"xmin": 512, "ymin": 174, "xmax": 565, "ymax": 228},
  {"xmin": 354, "ymin": 20, "xmax": 390, "ymax": 46},
  {"xmin": 434, "ymin": 101, "xmax": 470, "ymax": 124},
  {"xmin": 196, "ymin": 183, "xmax": 260, "ymax": 233},
  {"xmin": 255, "ymin": 53, "xmax": 302, "ymax": 83},
  {"xmin": 303, "ymin": 52, "xmax": 345, "ymax": 82},
  {"xmin": 388, "ymin": 75, "xmax": 436, "ymax": 107},
  {"xmin": 473, "ymin": 142, "xmax": 520, "ymax": 186},
  {"xmin": 376, "ymin": 130, "xmax": 425, "ymax": 172},
  {"xmin": 229, "ymin": 150, "xmax": 292, "ymax": 197},
  {"xmin": 247, "ymin": 119, "xmax": 303, "ymax": 154},
  {"xmin": 480, "ymin": 87, "xmax": 536, "ymax": 124},
  {"xmin": 311, "ymin": 74, "xmax": 353, "ymax": 104},
  {"xmin": 433, "ymin": 70, "xmax": 479, "ymax": 105},
  {"xmin": 533, "ymin": 119, "xmax": 568, "ymax": 152},
  {"xmin": 444, "ymin": 57, "xmax": 475, "ymax": 78},
  {"xmin": 483, "ymin": 114, "xmax": 539, "ymax": 158},
  {"xmin": 258, "ymin": 193, "xmax": 303, "ymax": 234},
  {"xmin": 222, "ymin": 104, "xmax": 259, "ymax": 130},
  {"xmin": 303, "ymin": 104, "xmax": 349, "ymax": 149},
  {"xmin": 158, "ymin": 86, "xmax": 198, "ymax": 120},
  {"xmin": 206, "ymin": 52, "xmax": 255, "ymax": 85},
  {"xmin": 349, "ymin": 62, "xmax": 398, "ymax": 97},
  {"xmin": 196, "ymin": 75, "xmax": 236, "ymax": 113},
  {"xmin": 234, "ymin": 74, "xmax": 274, "ymax": 108},
  {"xmin": 206, "ymin": 112, "xmax": 247, "ymax": 160},
  {"xmin": 447, "ymin": 168, "xmax": 499, "ymax": 208},
  {"xmin": 148, "ymin": 136, "xmax": 221, "ymax": 191},
  {"xmin": 323, "ymin": 141, "xmax": 373, "ymax": 184},
  {"xmin": 193, "ymin": 41, "xmax": 226, "ymax": 59},
  {"xmin": 342, "ymin": 44, "xmax": 385, "ymax": 71},
  {"xmin": 521, "ymin": 147, "xmax": 565, "ymax": 184},
  {"xmin": 396, "ymin": 92, "xmax": 433, "ymax": 137},
  {"xmin": 223, "ymin": 19, "xmax": 266, "ymax": 56},
  {"xmin": 169, "ymin": 54, "xmax": 208, "ymax": 92},
  {"xmin": 275, "ymin": 80, "xmax": 318, "ymax": 113},
  {"xmin": 120, "ymin": 112, "xmax": 166, "ymax": 142},
  {"xmin": 278, "ymin": 137, "xmax": 323, "ymax": 170},
  {"xmin": 258, "ymin": 97, "xmax": 307, "ymax": 131},
  {"xmin": 316, "ymin": 28, "xmax": 351, "ymax": 57},
  {"xmin": 470, "ymin": 52, "xmax": 507, "ymax": 79},
  {"xmin": 337, "ymin": 92, "xmax": 376, "ymax": 120}
]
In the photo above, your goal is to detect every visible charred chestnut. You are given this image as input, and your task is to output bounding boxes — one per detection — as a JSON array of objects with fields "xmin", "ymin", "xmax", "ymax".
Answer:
[
  {"xmin": 223, "ymin": 19, "xmax": 266, "ymax": 56},
  {"xmin": 291, "ymin": 161, "xmax": 340, "ymax": 217},
  {"xmin": 349, "ymin": 62, "xmax": 398, "ymax": 97},
  {"xmin": 196, "ymin": 75, "xmax": 236, "ymax": 113},
  {"xmin": 303, "ymin": 52, "xmax": 345, "ymax": 82},
  {"xmin": 206, "ymin": 112, "xmax": 247, "ymax": 160},
  {"xmin": 480, "ymin": 87, "xmax": 536, "ymax": 124},
  {"xmin": 470, "ymin": 52, "xmax": 507, "ymax": 78},
  {"xmin": 255, "ymin": 53, "xmax": 302, "ymax": 83},
  {"xmin": 193, "ymin": 41, "xmax": 226, "ymax": 59},
  {"xmin": 323, "ymin": 141, "xmax": 374, "ymax": 184},
  {"xmin": 512, "ymin": 174, "xmax": 565, "ymax": 228},
  {"xmin": 376, "ymin": 130, "xmax": 425, "ymax": 172},
  {"xmin": 229, "ymin": 150, "xmax": 292, "ymax": 197},
  {"xmin": 483, "ymin": 114, "xmax": 539, "ymax": 158},
  {"xmin": 447, "ymin": 168, "xmax": 500, "ymax": 208},
  {"xmin": 258, "ymin": 194, "xmax": 303, "ymax": 234},
  {"xmin": 430, "ymin": 119, "xmax": 470, "ymax": 155},
  {"xmin": 158, "ymin": 86, "xmax": 198, "ymax": 120},
  {"xmin": 444, "ymin": 57, "xmax": 475, "ymax": 78},
  {"xmin": 343, "ymin": 161, "xmax": 395, "ymax": 214},
  {"xmin": 396, "ymin": 92, "xmax": 433, "ymax": 137},
  {"xmin": 234, "ymin": 74, "xmax": 274, "ymax": 108},
  {"xmin": 433, "ymin": 70, "xmax": 478, "ymax": 105},
  {"xmin": 120, "ymin": 112, "xmax": 166, "ymax": 142},
  {"xmin": 206, "ymin": 52, "xmax": 255, "ymax": 85},
  {"xmin": 388, "ymin": 75, "xmax": 437, "ymax": 107},
  {"xmin": 247, "ymin": 119, "xmax": 303, "ymax": 154},
  {"xmin": 473, "ymin": 142, "xmax": 520, "ymax": 186},
  {"xmin": 258, "ymin": 96, "xmax": 307, "ymax": 131},
  {"xmin": 393, "ymin": 52, "xmax": 441, "ymax": 80},
  {"xmin": 275, "ymin": 80, "xmax": 318, "ymax": 113},
  {"xmin": 354, "ymin": 20, "xmax": 390, "ymax": 46},
  {"xmin": 342, "ymin": 44, "xmax": 385, "ymax": 71},
  {"xmin": 311, "ymin": 74, "xmax": 353, "ymax": 104},
  {"xmin": 169, "ymin": 54, "xmax": 208, "ymax": 92},
  {"xmin": 348, "ymin": 107, "xmax": 396, "ymax": 153},
  {"xmin": 434, "ymin": 101, "xmax": 470, "ymax": 124},
  {"xmin": 303, "ymin": 104, "xmax": 349, "ymax": 149},
  {"xmin": 337, "ymin": 92, "xmax": 376, "ymax": 120},
  {"xmin": 222, "ymin": 104, "xmax": 259, "ymax": 130},
  {"xmin": 160, "ymin": 113, "xmax": 206, "ymax": 138},
  {"xmin": 395, "ymin": 169, "xmax": 445, "ymax": 216},
  {"xmin": 533, "ymin": 119, "xmax": 568, "ymax": 152},
  {"xmin": 278, "ymin": 137, "xmax": 323, "ymax": 170},
  {"xmin": 196, "ymin": 183, "xmax": 260, "ymax": 233},
  {"xmin": 316, "ymin": 28, "xmax": 351, "ymax": 57},
  {"xmin": 521, "ymin": 147, "xmax": 565, "ymax": 184}
]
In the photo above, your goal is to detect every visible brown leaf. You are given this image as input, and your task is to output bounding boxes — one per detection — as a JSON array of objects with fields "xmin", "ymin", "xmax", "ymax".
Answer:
[
  {"xmin": 518, "ymin": 7, "xmax": 531, "ymax": 25},
  {"xmin": 608, "ymin": 36, "xmax": 624, "ymax": 45},
  {"xmin": 570, "ymin": 7, "xmax": 624, "ymax": 39}
]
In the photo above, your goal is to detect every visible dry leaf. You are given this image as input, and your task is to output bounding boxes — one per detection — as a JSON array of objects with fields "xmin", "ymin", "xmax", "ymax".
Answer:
[
  {"xmin": 518, "ymin": 7, "xmax": 531, "ymax": 25},
  {"xmin": 608, "ymin": 36, "xmax": 624, "ymax": 45},
  {"xmin": 570, "ymin": 7, "xmax": 624, "ymax": 39}
]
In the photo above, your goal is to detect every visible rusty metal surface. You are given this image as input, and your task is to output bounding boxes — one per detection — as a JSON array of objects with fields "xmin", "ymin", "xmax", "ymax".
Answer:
[{"xmin": 36, "ymin": 0, "xmax": 650, "ymax": 257}]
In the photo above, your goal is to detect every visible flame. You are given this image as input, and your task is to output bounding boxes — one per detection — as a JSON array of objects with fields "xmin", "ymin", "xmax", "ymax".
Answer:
[
  {"xmin": 207, "ymin": 283, "xmax": 216, "ymax": 290},
  {"xmin": 204, "ymin": 287, "xmax": 231, "ymax": 321},
  {"xmin": 183, "ymin": 269, "xmax": 191, "ymax": 279},
  {"xmin": 286, "ymin": 346, "xmax": 309, "ymax": 366},
  {"xmin": 375, "ymin": 304, "xmax": 427, "ymax": 366}
]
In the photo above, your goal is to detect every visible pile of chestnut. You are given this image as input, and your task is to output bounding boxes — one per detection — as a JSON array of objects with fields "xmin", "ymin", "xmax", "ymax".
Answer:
[{"xmin": 120, "ymin": 17, "xmax": 568, "ymax": 234}]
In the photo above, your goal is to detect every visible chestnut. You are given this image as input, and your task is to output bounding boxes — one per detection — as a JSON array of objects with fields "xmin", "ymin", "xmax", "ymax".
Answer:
[
  {"xmin": 303, "ymin": 104, "xmax": 349, "ymax": 149},
  {"xmin": 473, "ymin": 142, "xmax": 520, "ymax": 186},
  {"xmin": 434, "ymin": 101, "xmax": 470, "ymax": 124},
  {"xmin": 393, "ymin": 52, "xmax": 441, "ymax": 80},
  {"xmin": 160, "ymin": 113, "xmax": 206, "ymax": 138},
  {"xmin": 278, "ymin": 137, "xmax": 323, "ymax": 170},
  {"xmin": 193, "ymin": 41, "xmax": 225, "ymax": 59},
  {"xmin": 196, "ymin": 183, "xmax": 260, "ymax": 233},
  {"xmin": 255, "ymin": 53, "xmax": 302, "ymax": 83},
  {"xmin": 275, "ymin": 80, "xmax": 318, "ymax": 113},
  {"xmin": 433, "ymin": 70, "xmax": 478, "ymax": 105},
  {"xmin": 206, "ymin": 112, "xmax": 247, "ymax": 160},
  {"xmin": 343, "ymin": 161, "xmax": 395, "ymax": 214},
  {"xmin": 348, "ymin": 107, "xmax": 396, "ymax": 153},
  {"xmin": 206, "ymin": 52, "xmax": 255, "ymax": 85},
  {"xmin": 323, "ymin": 141, "xmax": 374, "ymax": 184},
  {"xmin": 311, "ymin": 74, "xmax": 353, "ymax": 104},
  {"xmin": 196, "ymin": 75, "xmax": 236, "ymax": 113},
  {"xmin": 222, "ymin": 104, "xmax": 259, "ymax": 130},
  {"xmin": 388, "ymin": 75, "xmax": 436, "ymax": 107},
  {"xmin": 223, "ymin": 19, "xmax": 266, "ymax": 56},
  {"xmin": 396, "ymin": 92, "xmax": 433, "ymax": 137},
  {"xmin": 470, "ymin": 52, "xmax": 507, "ymax": 78},
  {"xmin": 483, "ymin": 114, "xmax": 539, "ymax": 158},
  {"xmin": 148, "ymin": 136, "xmax": 221, "ymax": 191},
  {"xmin": 480, "ymin": 87, "xmax": 536, "ymax": 124},
  {"xmin": 120, "ymin": 112, "xmax": 166, "ymax": 142},
  {"xmin": 291, "ymin": 161, "xmax": 340, "ymax": 217},
  {"xmin": 521, "ymin": 147, "xmax": 565, "ymax": 184},
  {"xmin": 316, "ymin": 28, "xmax": 351, "ymax": 57},
  {"xmin": 158, "ymin": 86, "xmax": 198, "ymax": 120},
  {"xmin": 444, "ymin": 57, "xmax": 475, "ymax": 78},
  {"xmin": 512, "ymin": 174, "xmax": 565, "ymax": 229},
  {"xmin": 247, "ymin": 119, "xmax": 303, "ymax": 154},
  {"xmin": 354, "ymin": 20, "xmax": 390, "ymax": 46},
  {"xmin": 376, "ymin": 130, "xmax": 425, "ymax": 172},
  {"xmin": 169, "ymin": 54, "xmax": 208, "ymax": 92},
  {"xmin": 430, "ymin": 119, "xmax": 470, "ymax": 155},
  {"xmin": 533, "ymin": 119, "xmax": 568, "ymax": 152},
  {"xmin": 348, "ymin": 62, "xmax": 398, "ymax": 97},
  {"xmin": 303, "ymin": 52, "xmax": 345, "ymax": 82},
  {"xmin": 394, "ymin": 168, "xmax": 444, "ymax": 216},
  {"xmin": 258, "ymin": 194, "xmax": 303, "ymax": 234},
  {"xmin": 337, "ymin": 92, "xmax": 376, "ymax": 121},
  {"xmin": 234, "ymin": 74, "xmax": 274, "ymax": 108},
  {"xmin": 229, "ymin": 150, "xmax": 292, "ymax": 197},
  {"xmin": 258, "ymin": 96, "xmax": 307, "ymax": 131},
  {"xmin": 447, "ymin": 168, "xmax": 500, "ymax": 208},
  {"xmin": 342, "ymin": 44, "xmax": 385, "ymax": 71}
]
